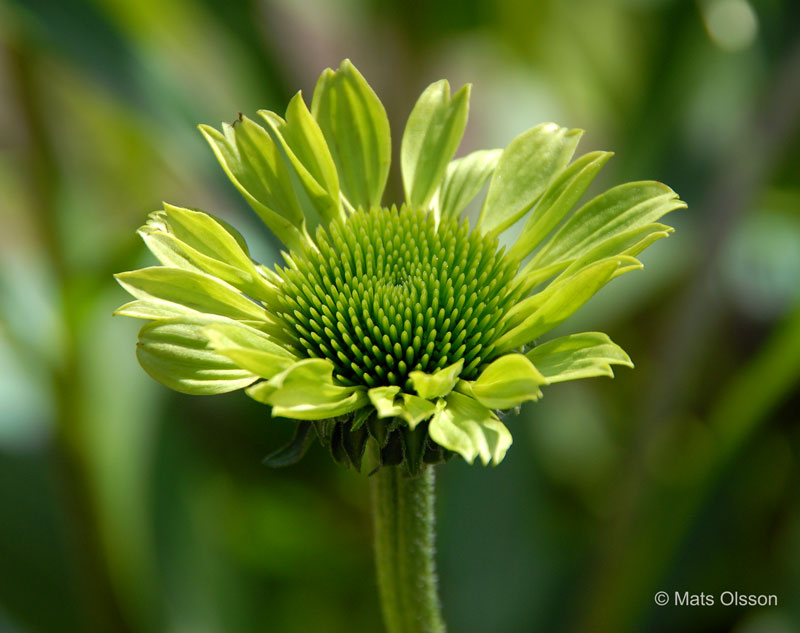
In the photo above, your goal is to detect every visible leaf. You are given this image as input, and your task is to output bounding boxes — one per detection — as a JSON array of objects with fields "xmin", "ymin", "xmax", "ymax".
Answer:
[
  {"xmin": 468, "ymin": 353, "xmax": 547, "ymax": 409},
  {"xmin": 263, "ymin": 421, "xmax": 315, "ymax": 467},
  {"xmin": 508, "ymin": 151, "xmax": 612, "ymax": 261},
  {"xmin": 401, "ymin": 80, "xmax": 471, "ymax": 210},
  {"xmin": 115, "ymin": 266, "xmax": 268, "ymax": 322},
  {"xmin": 495, "ymin": 257, "xmax": 628, "ymax": 353},
  {"xmin": 199, "ymin": 118, "xmax": 308, "ymax": 251},
  {"xmin": 409, "ymin": 358, "xmax": 464, "ymax": 400},
  {"xmin": 246, "ymin": 358, "xmax": 368, "ymax": 419},
  {"xmin": 478, "ymin": 124, "xmax": 583, "ymax": 237},
  {"xmin": 203, "ymin": 321, "xmax": 296, "ymax": 379},
  {"xmin": 311, "ymin": 59, "xmax": 391, "ymax": 210},
  {"xmin": 136, "ymin": 317, "xmax": 257, "ymax": 395},
  {"xmin": 526, "ymin": 332, "xmax": 632, "ymax": 383},
  {"xmin": 530, "ymin": 181, "xmax": 686, "ymax": 268},
  {"xmin": 428, "ymin": 393, "xmax": 512, "ymax": 465},
  {"xmin": 139, "ymin": 204, "xmax": 276, "ymax": 300},
  {"xmin": 258, "ymin": 92, "xmax": 342, "ymax": 226},
  {"xmin": 434, "ymin": 149, "xmax": 501, "ymax": 222}
]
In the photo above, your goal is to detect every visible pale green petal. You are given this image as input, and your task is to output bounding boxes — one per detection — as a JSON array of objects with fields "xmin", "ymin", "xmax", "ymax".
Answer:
[
  {"xmin": 368, "ymin": 387, "xmax": 437, "ymax": 429},
  {"xmin": 136, "ymin": 317, "xmax": 257, "ymax": 395},
  {"xmin": 401, "ymin": 80, "xmax": 470, "ymax": 209},
  {"xmin": 496, "ymin": 257, "xmax": 631, "ymax": 353},
  {"xmin": 530, "ymin": 181, "xmax": 685, "ymax": 268},
  {"xmin": 139, "ymin": 204, "xmax": 276, "ymax": 300},
  {"xmin": 311, "ymin": 59, "xmax": 390, "ymax": 210},
  {"xmin": 434, "ymin": 149, "xmax": 501, "ymax": 222},
  {"xmin": 409, "ymin": 358, "xmax": 464, "ymax": 400},
  {"xmin": 429, "ymin": 392, "xmax": 512, "ymax": 465},
  {"xmin": 368, "ymin": 386, "xmax": 403, "ymax": 418},
  {"xmin": 115, "ymin": 298, "xmax": 200, "ymax": 320},
  {"xmin": 246, "ymin": 358, "xmax": 367, "ymax": 420},
  {"xmin": 526, "ymin": 332, "xmax": 633, "ymax": 383},
  {"xmin": 478, "ymin": 124, "xmax": 583, "ymax": 237},
  {"xmin": 469, "ymin": 353, "xmax": 547, "ymax": 409},
  {"xmin": 115, "ymin": 267, "xmax": 269, "ymax": 322},
  {"xmin": 203, "ymin": 322, "xmax": 297, "ymax": 379},
  {"xmin": 508, "ymin": 151, "xmax": 612, "ymax": 261},
  {"xmin": 399, "ymin": 393, "xmax": 436, "ymax": 429},
  {"xmin": 199, "ymin": 118, "xmax": 308, "ymax": 251},
  {"xmin": 258, "ymin": 92, "xmax": 342, "ymax": 227}
]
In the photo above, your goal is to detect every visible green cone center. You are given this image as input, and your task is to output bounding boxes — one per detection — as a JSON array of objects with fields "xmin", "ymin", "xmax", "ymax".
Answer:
[{"xmin": 272, "ymin": 206, "xmax": 518, "ymax": 390}]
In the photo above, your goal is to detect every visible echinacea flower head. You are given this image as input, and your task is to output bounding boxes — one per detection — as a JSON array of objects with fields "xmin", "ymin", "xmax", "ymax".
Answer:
[{"xmin": 115, "ymin": 60, "xmax": 684, "ymax": 474}]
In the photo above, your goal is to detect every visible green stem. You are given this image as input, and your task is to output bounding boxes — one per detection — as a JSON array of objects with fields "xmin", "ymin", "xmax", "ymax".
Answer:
[{"xmin": 370, "ymin": 465, "xmax": 446, "ymax": 633}]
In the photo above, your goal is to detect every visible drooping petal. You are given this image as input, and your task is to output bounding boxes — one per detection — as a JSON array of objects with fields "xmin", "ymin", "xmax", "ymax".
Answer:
[
  {"xmin": 139, "ymin": 204, "xmax": 277, "ymax": 301},
  {"xmin": 496, "ymin": 257, "xmax": 634, "ymax": 354},
  {"xmin": 136, "ymin": 317, "xmax": 257, "ymax": 395},
  {"xmin": 311, "ymin": 59, "xmax": 391, "ymax": 211},
  {"xmin": 428, "ymin": 392, "xmax": 512, "ymax": 465},
  {"xmin": 401, "ymin": 79, "xmax": 470, "ymax": 210},
  {"xmin": 526, "ymin": 332, "xmax": 633, "ymax": 383},
  {"xmin": 203, "ymin": 321, "xmax": 297, "ymax": 379},
  {"xmin": 529, "ymin": 181, "xmax": 685, "ymax": 268},
  {"xmin": 466, "ymin": 353, "xmax": 547, "ymax": 409},
  {"xmin": 247, "ymin": 358, "xmax": 368, "ymax": 420},
  {"xmin": 115, "ymin": 267, "xmax": 270, "ymax": 322},
  {"xmin": 409, "ymin": 358, "xmax": 464, "ymax": 400},
  {"xmin": 434, "ymin": 149, "xmax": 501, "ymax": 222},
  {"xmin": 199, "ymin": 117, "xmax": 309, "ymax": 251},
  {"xmin": 258, "ymin": 92, "xmax": 342, "ymax": 227},
  {"xmin": 367, "ymin": 386, "xmax": 437, "ymax": 429},
  {"xmin": 478, "ymin": 123, "xmax": 583, "ymax": 237},
  {"xmin": 507, "ymin": 151, "xmax": 612, "ymax": 261}
]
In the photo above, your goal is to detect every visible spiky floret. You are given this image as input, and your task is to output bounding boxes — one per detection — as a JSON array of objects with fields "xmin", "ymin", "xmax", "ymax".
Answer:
[{"xmin": 271, "ymin": 206, "xmax": 518, "ymax": 391}]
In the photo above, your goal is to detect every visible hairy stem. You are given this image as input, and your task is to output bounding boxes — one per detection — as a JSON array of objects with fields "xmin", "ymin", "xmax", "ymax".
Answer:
[{"xmin": 371, "ymin": 465, "xmax": 446, "ymax": 633}]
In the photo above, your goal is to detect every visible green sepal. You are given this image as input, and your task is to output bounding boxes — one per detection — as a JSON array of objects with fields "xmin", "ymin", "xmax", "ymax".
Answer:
[
  {"xmin": 401, "ymin": 79, "xmax": 471, "ymax": 210},
  {"xmin": 507, "ymin": 151, "xmax": 612, "ymax": 261},
  {"xmin": 400, "ymin": 423, "xmax": 429, "ymax": 477},
  {"xmin": 467, "ymin": 353, "xmax": 547, "ymax": 410},
  {"xmin": 409, "ymin": 358, "xmax": 464, "ymax": 400},
  {"xmin": 311, "ymin": 59, "xmax": 391, "ymax": 210},
  {"xmin": 380, "ymin": 431, "xmax": 405, "ymax": 467},
  {"xmin": 434, "ymin": 149, "xmax": 501, "ymax": 222},
  {"xmin": 368, "ymin": 416, "xmax": 392, "ymax": 449},
  {"xmin": 330, "ymin": 422, "xmax": 349, "ymax": 467},
  {"xmin": 263, "ymin": 421, "xmax": 315, "ymax": 467},
  {"xmin": 526, "ymin": 332, "xmax": 633, "ymax": 383},
  {"xmin": 343, "ymin": 421, "xmax": 370, "ymax": 471},
  {"xmin": 199, "ymin": 117, "xmax": 309, "ymax": 251},
  {"xmin": 135, "ymin": 317, "xmax": 257, "ymax": 395},
  {"xmin": 258, "ymin": 92, "xmax": 342, "ymax": 227},
  {"xmin": 478, "ymin": 124, "xmax": 583, "ymax": 237}
]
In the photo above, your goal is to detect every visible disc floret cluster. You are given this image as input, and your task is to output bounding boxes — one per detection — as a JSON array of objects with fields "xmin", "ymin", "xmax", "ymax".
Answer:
[{"xmin": 116, "ymin": 60, "xmax": 684, "ymax": 474}]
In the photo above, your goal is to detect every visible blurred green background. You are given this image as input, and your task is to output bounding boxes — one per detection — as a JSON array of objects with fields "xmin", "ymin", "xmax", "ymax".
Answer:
[{"xmin": 1, "ymin": 0, "xmax": 800, "ymax": 631}]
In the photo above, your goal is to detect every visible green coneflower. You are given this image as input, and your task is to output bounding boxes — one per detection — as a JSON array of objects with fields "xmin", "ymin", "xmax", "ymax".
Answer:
[{"xmin": 115, "ymin": 60, "xmax": 683, "ymax": 633}]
